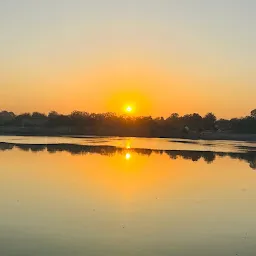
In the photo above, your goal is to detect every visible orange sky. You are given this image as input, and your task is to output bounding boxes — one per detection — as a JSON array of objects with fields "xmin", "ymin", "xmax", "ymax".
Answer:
[{"xmin": 1, "ymin": 1, "xmax": 255, "ymax": 118}]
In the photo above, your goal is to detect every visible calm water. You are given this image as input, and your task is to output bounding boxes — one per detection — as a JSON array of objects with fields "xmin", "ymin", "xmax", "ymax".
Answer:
[{"xmin": 1, "ymin": 136, "xmax": 256, "ymax": 256}]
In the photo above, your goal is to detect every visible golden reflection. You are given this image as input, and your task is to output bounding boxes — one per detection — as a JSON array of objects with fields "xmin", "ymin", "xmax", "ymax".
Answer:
[
  {"xmin": 126, "ymin": 141, "xmax": 131, "ymax": 149},
  {"xmin": 5, "ymin": 148, "xmax": 253, "ymax": 210},
  {"xmin": 125, "ymin": 153, "xmax": 131, "ymax": 160}
]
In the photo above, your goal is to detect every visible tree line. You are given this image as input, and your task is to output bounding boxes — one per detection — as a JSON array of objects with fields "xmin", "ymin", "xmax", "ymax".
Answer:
[{"xmin": 0, "ymin": 109, "xmax": 255, "ymax": 136}]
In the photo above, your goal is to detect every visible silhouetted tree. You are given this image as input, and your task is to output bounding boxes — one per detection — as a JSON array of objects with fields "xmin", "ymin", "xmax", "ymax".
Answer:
[
  {"xmin": 251, "ymin": 109, "xmax": 256, "ymax": 118},
  {"xmin": 1, "ymin": 108, "xmax": 256, "ymax": 136},
  {"xmin": 48, "ymin": 111, "xmax": 59, "ymax": 119},
  {"xmin": 170, "ymin": 113, "xmax": 179, "ymax": 119},
  {"xmin": 203, "ymin": 112, "xmax": 216, "ymax": 130},
  {"xmin": 0, "ymin": 111, "xmax": 15, "ymax": 125},
  {"xmin": 32, "ymin": 112, "xmax": 47, "ymax": 118}
]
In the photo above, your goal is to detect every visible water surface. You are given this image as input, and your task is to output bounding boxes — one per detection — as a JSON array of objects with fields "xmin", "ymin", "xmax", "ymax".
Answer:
[{"xmin": 0, "ymin": 136, "xmax": 256, "ymax": 255}]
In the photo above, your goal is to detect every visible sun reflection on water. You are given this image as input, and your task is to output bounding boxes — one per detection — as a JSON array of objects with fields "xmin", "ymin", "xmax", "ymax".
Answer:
[
  {"xmin": 125, "ymin": 153, "xmax": 131, "ymax": 160},
  {"xmin": 125, "ymin": 140, "xmax": 131, "ymax": 149}
]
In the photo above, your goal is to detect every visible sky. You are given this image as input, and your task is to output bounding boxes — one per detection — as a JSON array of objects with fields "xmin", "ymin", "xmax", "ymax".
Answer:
[{"xmin": 0, "ymin": 0, "xmax": 255, "ymax": 118}]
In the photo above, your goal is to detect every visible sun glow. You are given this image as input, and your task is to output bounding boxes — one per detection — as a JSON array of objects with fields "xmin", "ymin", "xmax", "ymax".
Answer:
[
  {"xmin": 126, "ymin": 106, "xmax": 133, "ymax": 113},
  {"xmin": 125, "ymin": 153, "xmax": 131, "ymax": 160}
]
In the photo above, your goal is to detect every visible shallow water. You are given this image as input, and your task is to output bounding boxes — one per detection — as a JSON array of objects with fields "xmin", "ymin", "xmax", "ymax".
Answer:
[
  {"xmin": 1, "ymin": 135, "xmax": 256, "ymax": 152},
  {"xmin": 0, "ymin": 136, "xmax": 256, "ymax": 255}
]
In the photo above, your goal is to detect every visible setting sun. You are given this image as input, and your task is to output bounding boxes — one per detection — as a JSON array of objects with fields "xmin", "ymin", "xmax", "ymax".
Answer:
[{"xmin": 126, "ymin": 106, "xmax": 133, "ymax": 113}]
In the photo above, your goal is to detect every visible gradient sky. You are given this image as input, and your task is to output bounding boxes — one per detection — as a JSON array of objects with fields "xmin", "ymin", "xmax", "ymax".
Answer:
[{"xmin": 0, "ymin": 0, "xmax": 255, "ymax": 118}]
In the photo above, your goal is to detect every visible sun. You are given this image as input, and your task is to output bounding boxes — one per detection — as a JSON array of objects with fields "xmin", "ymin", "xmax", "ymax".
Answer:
[
  {"xmin": 125, "ymin": 106, "xmax": 133, "ymax": 113},
  {"xmin": 123, "ymin": 103, "xmax": 136, "ymax": 114}
]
